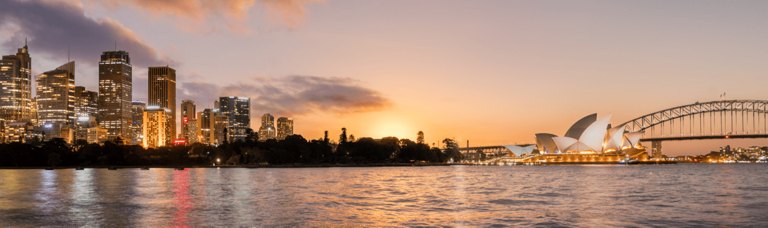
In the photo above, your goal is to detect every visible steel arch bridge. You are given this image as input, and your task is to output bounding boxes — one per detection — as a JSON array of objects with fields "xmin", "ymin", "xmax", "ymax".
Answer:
[{"xmin": 619, "ymin": 100, "xmax": 768, "ymax": 141}]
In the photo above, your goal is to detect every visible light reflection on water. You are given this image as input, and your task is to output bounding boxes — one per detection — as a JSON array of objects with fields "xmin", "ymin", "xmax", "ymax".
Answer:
[{"xmin": 1, "ymin": 165, "xmax": 767, "ymax": 226}]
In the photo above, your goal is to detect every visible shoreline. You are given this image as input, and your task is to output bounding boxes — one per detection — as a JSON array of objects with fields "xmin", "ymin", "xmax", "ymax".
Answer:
[
  {"xmin": 0, "ymin": 163, "xmax": 452, "ymax": 170},
  {"xmin": 2, "ymin": 161, "xmax": 767, "ymax": 170}
]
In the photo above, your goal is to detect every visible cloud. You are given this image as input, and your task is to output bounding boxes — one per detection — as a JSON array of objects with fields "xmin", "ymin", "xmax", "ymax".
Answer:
[
  {"xmin": 91, "ymin": 0, "xmax": 321, "ymax": 29},
  {"xmin": 178, "ymin": 75, "xmax": 391, "ymax": 116},
  {"xmin": 0, "ymin": 0, "xmax": 169, "ymax": 68},
  {"xmin": 260, "ymin": 0, "xmax": 323, "ymax": 27}
]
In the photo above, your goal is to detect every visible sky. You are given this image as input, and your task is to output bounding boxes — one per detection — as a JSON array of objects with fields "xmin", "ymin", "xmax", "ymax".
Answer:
[{"xmin": 2, "ymin": 0, "xmax": 768, "ymax": 155}]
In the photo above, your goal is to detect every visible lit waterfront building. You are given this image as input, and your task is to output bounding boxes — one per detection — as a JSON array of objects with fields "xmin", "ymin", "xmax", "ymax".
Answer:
[
  {"xmin": 98, "ymin": 50, "xmax": 132, "ymax": 143},
  {"xmin": 148, "ymin": 66, "xmax": 176, "ymax": 141},
  {"xmin": 130, "ymin": 101, "xmax": 146, "ymax": 145},
  {"xmin": 276, "ymin": 117, "xmax": 293, "ymax": 140},
  {"xmin": 36, "ymin": 61, "xmax": 76, "ymax": 142},
  {"xmin": 198, "ymin": 108, "xmax": 215, "ymax": 145},
  {"xmin": 0, "ymin": 42, "xmax": 33, "ymax": 124},
  {"xmin": 180, "ymin": 100, "xmax": 197, "ymax": 143},
  {"xmin": 218, "ymin": 97, "xmax": 250, "ymax": 142},
  {"xmin": 142, "ymin": 107, "xmax": 171, "ymax": 148},
  {"xmin": 259, "ymin": 113, "xmax": 276, "ymax": 141},
  {"xmin": 529, "ymin": 113, "xmax": 649, "ymax": 163}
]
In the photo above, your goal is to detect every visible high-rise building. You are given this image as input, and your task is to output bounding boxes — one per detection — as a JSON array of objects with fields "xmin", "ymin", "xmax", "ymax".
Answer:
[
  {"xmin": 0, "ymin": 42, "xmax": 33, "ymax": 123},
  {"xmin": 213, "ymin": 109, "xmax": 229, "ymax": 144},
  {"xmin": 276, "ymin": 117, "xmax": 293, "ymax": 140},
  {"xmin": 259, "ymin": 113, "xmax": 276, "ymax": 141},
  {"xmin": 36, "ymin": 61, "xmax": 76, "ymax": 142},
  {"xmin": 198, "ymin": 108, "xmax": 215, "ymax": 145},
  {"xmin": 148, "ymin": 66, "xmax": 176, "ymax": 141},
  {"xmin": 218, "ymin": 97, "xmax": 250, "ymax": 142},
  {"xmin": 74, "ymin": 86, "xmax": 98, "ymax": 118},
  {"xmin": 142, "ymin": 107, "xmax": 171, "ymax": 148},
  {"xmin": 130, "ymin": 101, "xmax": 146, "ymax": 145},
  {"xmin": 98, "ymin": 50, "xmax": 132, "ymax": 143},
  {"xmin": 180, "ymin": 100, "xmax": 197, "ymax": 143},
  {"xmin": 73, "ymin": 86, "xmax": 98, "ymax": 142}
]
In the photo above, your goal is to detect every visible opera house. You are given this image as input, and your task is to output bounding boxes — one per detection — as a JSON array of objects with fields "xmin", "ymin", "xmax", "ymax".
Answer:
[{"xmin": 529, "ymin": 113, "xmax": 650, "ymax": 163}]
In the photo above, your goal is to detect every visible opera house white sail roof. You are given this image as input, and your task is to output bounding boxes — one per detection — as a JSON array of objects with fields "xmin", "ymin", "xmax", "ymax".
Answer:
[{"xmin": 535, "ymin": 113, "xmax": 643, "ymax": 154}]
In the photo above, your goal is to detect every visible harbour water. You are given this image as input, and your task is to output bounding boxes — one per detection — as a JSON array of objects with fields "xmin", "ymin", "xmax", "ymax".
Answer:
[{"xmin": 1, "ymin": 165, "xmax": 767, "ymax": 226}]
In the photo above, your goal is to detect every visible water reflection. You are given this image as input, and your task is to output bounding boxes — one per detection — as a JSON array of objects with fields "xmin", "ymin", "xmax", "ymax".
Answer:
[
  {"xmin": 172, "ymin": 170, "xmax": 191, "ymax": 226},
  {"xmin": 0, "ymin": 165, "xmax": 767, "ymax": 226}
]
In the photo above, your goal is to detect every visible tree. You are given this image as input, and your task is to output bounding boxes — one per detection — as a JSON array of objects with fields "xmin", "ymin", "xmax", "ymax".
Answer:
[
  {"xmin": 417, "ymin": 131, "xmax": 425, "ymax": 144},
  {"xmin": 442, "ymin": 138, "xmax": 462, "ymax": 162}
]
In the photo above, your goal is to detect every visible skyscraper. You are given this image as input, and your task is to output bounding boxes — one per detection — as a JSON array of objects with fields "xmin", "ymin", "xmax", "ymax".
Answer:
[
  {"xmin": 73, "ymin": 86, "xmax": 98, "ymax": 142},
  {"xmin": 0, "ymin": 42, "xmax": 32, "ymax": 123},
  {"xmin": 142, "ymin": 107, "xmax": 170, "ymax": 148},
  {"xmin": 130, "ymin": 101, "xmax": 146, "ymax": 145},
  {"xmin": 218, "ymin": 97, "xmax": 250, "ymax": 142},
  {"xmin": 148, "ymin": 66, "xmax": 176, "ymax": 141},
  {"xmin": 198, "ymin": 108, "xmax": 215, "ymax": 145},
  {"xmin": 276, "ymin": 117, "xmax": 293, "ymax": 140},
  {"xmin": 258, "ymin": 113, "xmax": 276, "ymax": 141},
  {"xmin": 213, "ymin": 110, "xmax": 229, "ymax": 144},
  {"xmin": 180, "ymin": 100, "xmax": 197, "ymax": 143},
  {"xmin": 74, "ymin": 86, "xmax": 98, "ymax": 119},
  {"xmin": 36, "ymin": 61, "xmax": 76, "ymax": 142},
  {"xmin": 98, "ymin": 50, "xmax": 132, "ymax": 143}
]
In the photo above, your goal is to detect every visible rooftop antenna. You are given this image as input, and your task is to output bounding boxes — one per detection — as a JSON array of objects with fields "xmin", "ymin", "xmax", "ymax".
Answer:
[
  {"xmin": 25, "ymin": 37, "xmax": 28, "ymax": 47},
  {"xmin": 67, "ymin": 45, "xmax": 71, "ymax": 62}
]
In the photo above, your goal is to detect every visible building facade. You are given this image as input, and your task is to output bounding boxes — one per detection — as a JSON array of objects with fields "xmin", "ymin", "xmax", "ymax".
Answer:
[
  {"xmin": 73, "ymin": 86, "xmax": 98, "ymax": 143},
  {"xmin": 276, "ymin": 117, "xmax": 293, "ymax": 140},
  {"xmin": 198, "ymin": 109, "xmax": 215, "ymax": 145},
  {"xmin": 180, "ymin": 100, "xmax": 197, "ymax": 143},
  {"xmin": 213, "ymin": 109, "xmax": 229, "ymax": 144},
  {"xmin": 258, "ymin": 113, "xmax": 276, "ymax": 141},
  {"xmin": 142, "ymin": 108, "xmax": 171, "ymax": 148},
  {"xmin": 130, "ymin": 101, "xmax": 146, "ymax": 145},
  {"xmin": 218, "ymin": 97, "xmax": 250, "ymax": 142},
  {"xmin": 0, "ymin": 43, "xmax": 33, "ymax": 124},
  {"xmin": 98, "ymin": 50, "xmax": 132, "ymax": 143},
  {"xmin": 36, "ymin": 61, "xmax": 76, "ymax": 142},
  {"xmin": 148, "ymin": 66, "xmax": 176, "ymax": 141}
]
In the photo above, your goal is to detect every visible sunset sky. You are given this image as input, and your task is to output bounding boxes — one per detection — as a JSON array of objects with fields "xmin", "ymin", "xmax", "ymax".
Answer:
[{"xmin": 2, "ymin": 0, "xmax": 768, "ymax": 155}]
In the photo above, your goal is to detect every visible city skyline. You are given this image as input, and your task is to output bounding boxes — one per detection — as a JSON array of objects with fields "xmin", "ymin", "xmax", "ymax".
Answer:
[{"xmin": 3, "ymin": 0, "xmax": 768, "ymax": 154}]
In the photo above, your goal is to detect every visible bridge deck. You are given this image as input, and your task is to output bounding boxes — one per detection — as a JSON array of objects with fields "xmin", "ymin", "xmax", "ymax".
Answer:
[{"xmin": 640, "ymin": 134, "xmax": 768, "ymax": 141}]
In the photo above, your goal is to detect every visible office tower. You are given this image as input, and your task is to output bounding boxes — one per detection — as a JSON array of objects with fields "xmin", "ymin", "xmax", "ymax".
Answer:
[
  {"xmin": 0, "ymin": 42, "xmax": 32, "ymax": 123},
  {"xmin": 180, "ymin": 100, "xmax": 197, "ymax": 143},
  {"xmin": 73, "ymin": 86, "xmax": 98, "ymax": 142},
  {"xmin": 36, "ymin": 61, "xmax": 76, "ymax": 142},
  {"xmin": 258, "ymin": 113, "xmax": 276, "ymax": 141},
  {"xmin": 213, "ymin": 109, "xmax": 229, "ymax": 144},
  {"xmin": 130, "ymin": 101, "xmax": 146, "ymax": 145},
  {"xmin": 148, "ymin": 66, "xmax": 176, "ymax": 141},
  {"xmin": 74, "ymin": 86, "xmax": 98, "ymax": 118},
  {"xmin": 218, "ymin": 97, "xmax": 250, "ymax": 142},
  {"xmin": 98, "ymin": 50, "xmax": 132, "ymax": 143},
  {"xmin": 142, "ymin": 107, "xmax": 170, "ymax": 148},
  {"xmin": 276, "ymin": 117, "xmax": 293, "ymax": 140},
  {"xmin": 199, "ymin": 108, "xmax": 215, "ymax": 145}
]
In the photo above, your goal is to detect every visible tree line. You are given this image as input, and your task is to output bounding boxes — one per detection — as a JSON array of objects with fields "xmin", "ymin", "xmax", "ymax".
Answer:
[{"xmin": 0, "ymin": 135, "xmax": 462, "ymax": 167}]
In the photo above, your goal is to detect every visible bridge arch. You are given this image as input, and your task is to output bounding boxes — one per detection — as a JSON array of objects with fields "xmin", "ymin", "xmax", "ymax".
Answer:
[{"xmin": 620, "ymin": 100, "xmax": 768, "ymax": 139}]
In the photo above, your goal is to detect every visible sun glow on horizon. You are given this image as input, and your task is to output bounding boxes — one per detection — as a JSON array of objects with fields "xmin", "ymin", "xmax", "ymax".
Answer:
[{"xmin": 368, "ymin": 117, "xmax": 416, "ymax": 140}]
